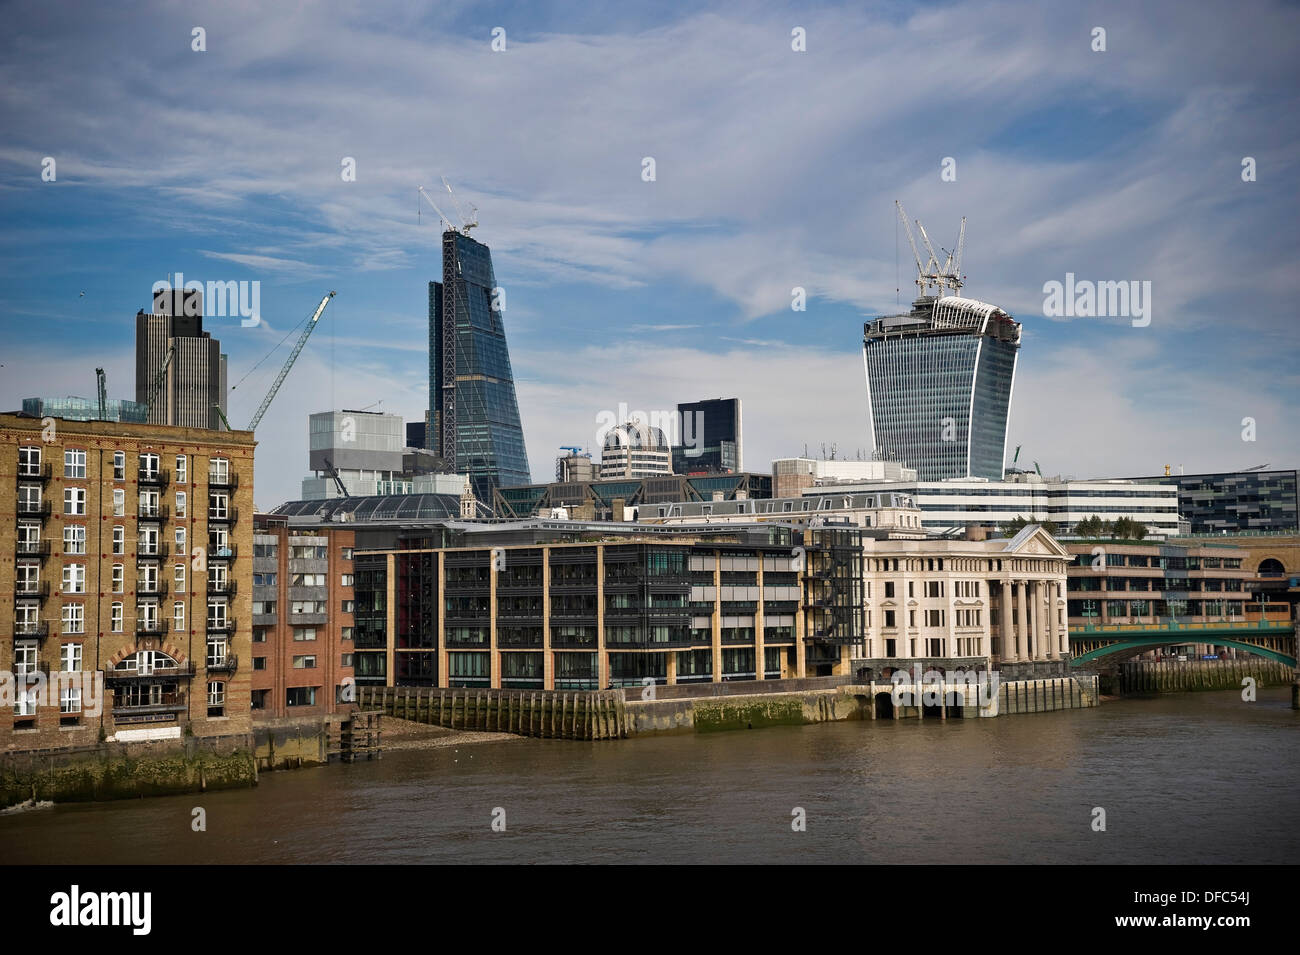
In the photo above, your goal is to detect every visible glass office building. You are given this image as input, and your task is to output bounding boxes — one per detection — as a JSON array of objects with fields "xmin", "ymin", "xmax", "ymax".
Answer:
[
  {"xmin": 863, "ymin": 295, "xmax": 1020, "ymax": 481},
  {"xmin": 1125, "ymin": 469, "xmax": 1299, "ymax": 534},
  {"xmin": 672, "ymin": 397, "xmax": 742, "ymax": 474},
  {"xmin": 428, "ymin": 229, "xmax": 531, "ymax": 500}
]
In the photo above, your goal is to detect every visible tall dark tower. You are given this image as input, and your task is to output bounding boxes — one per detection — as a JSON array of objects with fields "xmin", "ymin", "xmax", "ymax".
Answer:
[{"xmin": 428, "ymin": 229, "xmax": 530, "ymax": 500}]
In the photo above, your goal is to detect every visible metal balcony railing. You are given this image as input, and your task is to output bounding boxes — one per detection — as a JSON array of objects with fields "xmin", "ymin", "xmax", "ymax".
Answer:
[
  {"xmin": 137, "ymin": 468, "xmax": 171, "ymax": 487},
  {"xmin": 17, "ymin": 501, "xmax": 52, "ymax": 518},
  {"xmin": 15, "ymin": 540, "xmax": 51, "ymax": 558},
  {"xmin": 138, "ymin": 503, "xmax": 170, "ymax": 521},
  {"xmin": 207, "ymin": 471, "xmax": 238, "ymax": 489},
  {"xmin": 17, "ymin": 463, "xmax": 52, "ymax": 482}
]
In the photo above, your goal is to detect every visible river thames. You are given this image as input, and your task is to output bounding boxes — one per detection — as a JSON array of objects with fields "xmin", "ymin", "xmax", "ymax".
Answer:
[{"xmin": 4, "ymin": 688, "xmax": 1297, "ymax": 864}]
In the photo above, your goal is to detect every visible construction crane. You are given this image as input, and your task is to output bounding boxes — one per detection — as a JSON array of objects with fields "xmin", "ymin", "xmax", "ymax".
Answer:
[
  {"xmin": 322, "ymin": 456, "xmax": 349, "ymax": 498},
  {"xmin": 418, "ymin": 178, "xmax": 477, "ymax": 234},
  {"xmin": 246, "ymin": 292, "xmax": 335, "ymax": 431},
  {"xmin": 211, "ymin": 404, "xmax": 233, "ymax": 432},
  {"xmin": 95, "ymin": 368, "xmax": 107, "ymax": 420},
  {"xmin": 895, "ymin": 200, "xmax": 965, "ymax": 298},
  {"xmin": 143, "ymin": 345, "xmax": 175, "ymax": 420},
  {"xmin": 559, "ymin": 445, "xmax": 587, "ymax": 456}
]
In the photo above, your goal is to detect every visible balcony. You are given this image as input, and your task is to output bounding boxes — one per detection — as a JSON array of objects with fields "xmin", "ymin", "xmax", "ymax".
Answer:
[
  {"xmin": 137, "ymin": 468, "xmax": 171, "ymax": 488},
  {"xmin": 137, "ymin": 581, "xmax": 169, "ymax": 599},
  {"xmin": 205, "ymin": 654, "xmax": 238, "ymax": 673},
  {"xmin": 138, "ymin": 503, "xmax": 170, "ymax": 522},
  {"xmin": 107, "ymin": 662, "xmax": 195, "ymax": 683},
  {"xmin": 207, "ymin": 507, "xmax": 239, "ymax": 524},
  {"xmin": 17, "ymin": 501, "xmax": 52, "ymax": 519},
  {"xmin": 208, "ymin": 544, "xmax": 237, "ymax": 561},
  {"xmin": 137, "ymin": 542, "xmax": 170, "ymax": 560},
  {"xmin": 17, "ymin": 463, "xmax": 52, "ymax": 483},
  {"xmin": 15, "ymin": 540, "xmax": 51, "ymax": 559},
  {"xmin": 135, "ymin": 620, "xmax": 167, "ymax": 639},
  {"xmin": 111, "ymin": 691, "xmax": 188, "ymax": 720},
  {"xmin": 15, "ymin": 581, "xmax": 50, "ymax": 602},
  {"xmin": 14, "ymin": 621, "xmax": 49, "ymax": 640},
  {"xmin": 207, "ymin": 471, "xmax": 239, "ymax": 490},
  {"xmin": 207, "ymin": 579, "xmax": 238, "ymax": 597},
  {"xmin": 206, "ymin": 618, "xmax": 237, "ymax": 634}
]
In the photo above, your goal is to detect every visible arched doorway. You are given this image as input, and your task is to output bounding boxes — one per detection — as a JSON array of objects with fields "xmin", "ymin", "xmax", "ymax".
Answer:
[
  {"xmin": 874, "ymin": 692, "xmax": 894, "ymax": 719},
  {"xmin": 1259, "ymin": 558, "xmax": 1285, "ymax": 577}
]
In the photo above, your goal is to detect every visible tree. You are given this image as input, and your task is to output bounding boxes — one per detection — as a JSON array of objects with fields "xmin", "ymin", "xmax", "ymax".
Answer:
[
  {"xmin": 999, "ymin": 515, "xmax": 1030, "ymax": 537},
  {"xmin": 1075, "ymin": 514, "xmax": 1105, "ymax": 537}
]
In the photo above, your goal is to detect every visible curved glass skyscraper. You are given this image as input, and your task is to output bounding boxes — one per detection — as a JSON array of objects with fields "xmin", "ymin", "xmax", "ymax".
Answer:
[
  {"xmin": 862, "ymin": 295, "xmax": 1020, "ymax": 481},
  {"xmin": 429, "ymin": 229, "xmax": 531, "ymax": 501}
]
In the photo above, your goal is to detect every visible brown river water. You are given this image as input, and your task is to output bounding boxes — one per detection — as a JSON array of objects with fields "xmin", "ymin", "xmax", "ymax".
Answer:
[{"xmin": 3, "ymin": 688, "xmax": 1297, "ymax": 864}]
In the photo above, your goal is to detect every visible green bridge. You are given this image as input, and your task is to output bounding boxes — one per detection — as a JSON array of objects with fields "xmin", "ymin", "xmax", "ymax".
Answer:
[{"xmin": 1069, "ymin": 620, "xmax": 1296, "ymax": 666}]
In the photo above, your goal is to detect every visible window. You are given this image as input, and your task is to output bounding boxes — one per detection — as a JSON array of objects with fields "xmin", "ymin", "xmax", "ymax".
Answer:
[
  {"xmin": 884, "ymin": 610, "xmax": 896, "ymax": 628},
  {"xmin": 111, "ymin": 564, "xmax": 124, "ymax": 593},
  {"xmin": 174, "ymin": 602, "xmax": 185, "ymax": 632},
  {"xmin": 208, "ymin": 458, "xmax": 229, "ymax": 483},
  {"xmin": 113, "ymin": 450, "xmax": 125, "ymax": 481},
  {"xmin": 253, "ymin": 656, "xmax": 267, "ymax": 671},
  {"xmin": 293, "ymin": 655, "xmax": 317, "ymax": 669},
  {"xmin": 62, "ymin": 564, "xmax": 86, "ymax": 593},
  {"xmin": 254, "ymin": 542, "xmax": 278, "ymax": 559},
  {"xmin": 18, "ymin": 485, "xmax": 41, "ymax": 512},
  {"xmin": 18, "ymin": 446, "xmax": 41, "ymax": 477},
  {"xmin": 286, "ymin": 687, "xmax": 317, "ymax": 707},
  {"xmin": 175, "ymin": 563, "xmax": 186, "ymax": 589},
  {"xmin": 16, "ymin": 563, "xmax": 39, "ymax": 592},
  {"xmin": 291, "ymin": 600, "xmax": 326, "ymax": 615},
  {"xmin": 341, "ymin": 653, "xmax": 353, "ymax": 667},
  {"xmin": 63, "ymin": 525, "xmax": 86, "ymax": 555},
  {"xmin": 290, "ymin": 573, "xmax": 326, "ymax": 587},
  {"xmin": 175, "ymin": 455, "xmax": 187, "ymax": 484},
  {"xmin": 884, "ymin": 581, "xmax": 895, "ymax": 598},
  {"xmin": 341, "ymin": 599, "xmax": 354, "ymax": 613},
  {"xmin": 139, "ymin": 452, "xmax": 160, "ymax": 479},
  {"xmin": 106, "ymin": 525, "xmax": 123, "ymax": 555},
  {"xmin": 293, "ymin": 627, "xmax": 317, "ymax": 641},
  {"xmin": 61, "ymin": 642, "xmax": 82, "ymax": 672},
  {"xmin": 341, "ymin": 627, "xmax": 354, "ymax": 642},
  {"xmin": 175, "ymin": 491, "xmax": 187, "ymax": 518},
  {"xmin": 207, "ymin": 600, "xmax": 228, "ymax": 629},
  {"xmin": 139, "ymin": 526, "xmax": 160, "ymax": 555},
  {"xmin": 251, "ymin": 689, "xmax": 268, "ymax": 710},
  {"xmin": 111, "ymin": 602, "xmax": 123, "ymax": 632},
  {"xmin": 208, "ymin": 681, "xmax": 225, "ymax": 715},
  {"xmin": 13, "ymin": 642, "xmax": 38, "ymax": 677},
  {"xmin": 252, "ymin": 600, "xmax": 277, "ymax": 616},
  {"xmin": 341, "ymin": 547, "xmax": 354, "ymax": 560},
  {"xmin": 62, "ymin": 603, "xmax": 84, "ymax": 634},
  {"xmin": 64, "ymin": 487, "xmax": 86, "ymax": 516},
  {"xmin": 253, "ymin": 572, "xmax": 277, "ymax": 586},
  {"xmin": 64, "ymin": 449, "xmax": 86, "ymax": 479},
  {"xmin": 176, "ymin": 526, "xmax": 186, "ymax": 548},
  {"xmin": 60, "ymin": 686, "xmax": 82, "ymax": 715},
  {"xmin": 341, "ymin": 574, "xmax": 354, "ymax": 587},
  {"xmin": 253, "ymin": 629, "xmax": 268, "ymax": 643}
]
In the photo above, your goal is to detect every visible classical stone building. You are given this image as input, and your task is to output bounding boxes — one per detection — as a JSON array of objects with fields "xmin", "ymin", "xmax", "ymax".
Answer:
[{"xmin": 2, "ymin": 411, "xmax": 254, "ymax": 752}]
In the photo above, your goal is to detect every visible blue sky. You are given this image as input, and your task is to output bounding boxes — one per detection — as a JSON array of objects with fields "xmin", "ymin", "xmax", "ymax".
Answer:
[{"xmin": 2, "ymin": 0, "xmax": 1297, "ymax": 509}]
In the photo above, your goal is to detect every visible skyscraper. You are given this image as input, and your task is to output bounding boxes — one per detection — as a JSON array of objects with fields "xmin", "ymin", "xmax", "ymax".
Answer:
[
  {"xmin": 672, "ymin": 397, "xmax": 742, "ymax": 474},
  {"xmin": 428, "ymin": 229, "xmax": 530, "ymax": 499},
  {"xmin": 862, "ymin": 295, "xmax": 1020, "ymax": 481},
  {"xmin": 135, "ymin": 288, "xmax": 227, "ymax": 430}
]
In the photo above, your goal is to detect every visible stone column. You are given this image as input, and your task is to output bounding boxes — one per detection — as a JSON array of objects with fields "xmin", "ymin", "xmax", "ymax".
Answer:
[
  {"xmin": 1057, "ymin": 580, "xmax": 1070, "ymax": 658},
  {"xmin": 1016, "ymin": 580, "xmax": 1029, "ymax": 662},
  {"xmin": 1000, "ymin": 579, "xmax": 1016, "ymax": 662},
  {"xmin": 1033, "ymin": 580, "xmax": 1048, "ymax": 661}
]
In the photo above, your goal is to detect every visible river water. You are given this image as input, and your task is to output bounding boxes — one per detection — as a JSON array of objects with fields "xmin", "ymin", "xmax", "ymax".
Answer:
[{"xmin": 4, "ymin": 688, "xmax": 1298, "ymax": 864}]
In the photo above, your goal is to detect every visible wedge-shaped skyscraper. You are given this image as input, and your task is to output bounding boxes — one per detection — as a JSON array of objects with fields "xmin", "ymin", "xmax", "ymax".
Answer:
[
  {"xmin": 863, "ymin": 294, "xmax": 1021, "ymax": 481},
  {"xmin": 428, "ymin": 229, "xmax": 531, "ymax": 500}
]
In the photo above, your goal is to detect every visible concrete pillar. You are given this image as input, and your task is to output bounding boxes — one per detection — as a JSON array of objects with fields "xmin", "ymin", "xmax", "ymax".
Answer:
[
  {"xmin": 489, "ymin": 549, "xmax": 500, "ymax": 689},
  {"xmin": 712, "ymin": 550, "xmax": 723, "ymax": 683},
  {"xmin": 1055, "ymin": 580, "xmax": 1068, "ymax": 658},
  {"xmin": 754, "ymin": 553, "xmax": 765, "ymax": 681},
  {"xmin": 1016, "ymin": 580, "xmax": 1029, "ymax": 662},
  {"xmin": 596, "ymin": 547, "xmax": 608, "ymax": 689},
  {"xmin": 542, "ymin": 546, "xmax": 553, "ymax": 690},
  {"xmin": 436, "ymin": 552, "xmax": 448, "ymax": 688}
]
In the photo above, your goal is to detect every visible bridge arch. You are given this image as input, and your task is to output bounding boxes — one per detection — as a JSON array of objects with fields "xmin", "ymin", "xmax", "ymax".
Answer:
[{"xmin": 1071, "ymin": 637, "xmax": 1294, "ymax": 667}]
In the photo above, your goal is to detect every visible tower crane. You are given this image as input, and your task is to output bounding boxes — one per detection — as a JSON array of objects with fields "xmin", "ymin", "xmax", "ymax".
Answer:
[
  {"xmin": 418, "ymin": 178, "xmax": 477, "ymax": 234},
  {"xmin": 246, "ymin": 291, "xmax": 335, "ymax": 430},
  {"xmin": 143, "ymin": 345, "xmax": 175, "ymax": 420},
  {"xmin": 895, "ymin": 200, "xmax": 966, "ymax": 297},
  {"xmin": 322, "ymin": 456, "xmax": 350, "ymax": 498}
]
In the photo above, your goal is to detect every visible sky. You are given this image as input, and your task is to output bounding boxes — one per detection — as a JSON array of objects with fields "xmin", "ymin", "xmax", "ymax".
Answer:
[{"xmin": 1, "ymin": 0, "xmax": 1297, "ymax": 511}]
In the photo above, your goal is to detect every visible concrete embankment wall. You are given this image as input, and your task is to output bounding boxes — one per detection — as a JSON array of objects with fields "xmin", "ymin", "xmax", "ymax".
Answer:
[
  {"xmin": 629, "ymin": 688, "xmax": 857, "ymax": 735},
  {"xmin": 357, "ymin": 685, "xmax": 629, "ymax": 739},
  {"xmin": 253, "ymin": 715, "xmax": 345, "ymax": 771},
  {"xmin": 1117, "ymin": 659, "xmax": 1294, "ymax": 695},
  {"xmin": 0, "ymin": 734, "xmax": 256, "ymax": 809}
]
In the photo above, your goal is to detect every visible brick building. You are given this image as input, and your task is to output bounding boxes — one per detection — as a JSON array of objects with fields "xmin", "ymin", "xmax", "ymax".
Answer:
[
  {"xmin": 250, "ymin": 514, "xmax": 355, "ymax": 718},
  {"xmin": 2, "ymin": 412, "xmax": 254, "ymax": 750}
]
